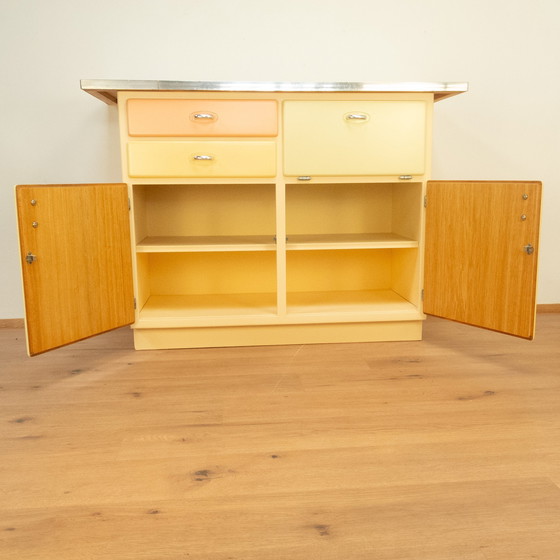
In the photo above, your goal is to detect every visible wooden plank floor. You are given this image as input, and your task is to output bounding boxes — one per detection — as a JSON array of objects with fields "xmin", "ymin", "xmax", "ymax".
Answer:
[{"xmin": 1, "ymin": 315, "xmax": 560, "ymax": 559}]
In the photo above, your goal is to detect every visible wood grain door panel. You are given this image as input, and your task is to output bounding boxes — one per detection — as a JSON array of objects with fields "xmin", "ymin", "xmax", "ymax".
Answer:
[
  {"xmin": 424, "ymin": 181, "xmax": 541, "ymax": 339},
  {"xmin": 16, "ymin": 183, "xmax": 135, "ymax": 355}
]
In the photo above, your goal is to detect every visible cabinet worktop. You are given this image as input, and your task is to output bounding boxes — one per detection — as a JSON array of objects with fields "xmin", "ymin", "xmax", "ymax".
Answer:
[{"xmin": 80, "ymin": 79, "xmax": 469, "ymax": 104}]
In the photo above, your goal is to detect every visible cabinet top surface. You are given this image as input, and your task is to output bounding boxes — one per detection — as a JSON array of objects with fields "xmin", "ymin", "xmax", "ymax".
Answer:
[{"xmin": 80, "ymin": 79, "xmax": 468, "ymax": 104}]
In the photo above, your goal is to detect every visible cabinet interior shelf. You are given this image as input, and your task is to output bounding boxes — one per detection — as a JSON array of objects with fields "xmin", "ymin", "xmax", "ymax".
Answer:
[
  {"xmin": 137, "ymin": 235, "xmax": 277, "ymax": 252},
  {"xmin": 138, "ymin": 293, "xmax": 278, "ymax": 322},
  {"xmin": 287, "ymin": 289, "xmax": 419, "ymax": 316},
  {"xmin": 134, "ymin": 290, "xmax": 421, "ymax": 328},
  {"xmin": 136, "ymin": 233, "xmax": 419, "ymax": 253},
  {"xmin": 286, "ymin": 233, "xmax": 418, "ymax": 250}
]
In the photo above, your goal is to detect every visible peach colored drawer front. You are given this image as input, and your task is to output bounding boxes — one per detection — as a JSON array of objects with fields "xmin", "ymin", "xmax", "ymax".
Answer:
[
  {"xmin": 127, "ymin": 99, "xmax": 278, "ymax": 137},
  {"xmin": 127, "ymin": 141, "xmax": 277, "ymax": 178},
  {"xmin": 283, "ymin": 101, "xmax": 427, "ymax": 176}
]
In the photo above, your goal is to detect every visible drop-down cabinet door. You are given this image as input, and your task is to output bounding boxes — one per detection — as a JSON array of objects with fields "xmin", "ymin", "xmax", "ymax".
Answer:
[
  {"xmin": 16, "ymin": 183, "xmax": 135, "ymax": 356},
  {"xmin": 424, "ymin": 181, "xmax": 542, "ymax": 339}
]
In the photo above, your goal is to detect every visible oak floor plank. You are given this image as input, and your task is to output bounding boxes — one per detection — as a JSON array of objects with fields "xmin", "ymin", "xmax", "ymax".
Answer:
[
  {"xmin": 1, "ymin": 479, "xmax": 560, "ymax": 559},
  {"xmin": 1, "ymin": 315, "xmax": 560, "ymax": 558}
]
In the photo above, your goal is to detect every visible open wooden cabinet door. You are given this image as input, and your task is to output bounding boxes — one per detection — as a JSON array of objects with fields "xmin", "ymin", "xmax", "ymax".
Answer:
[
  {"xmin": 424, "ymin": 181, "xmax": 541, "ymax": 339},
  {"xmin": 16, "ymin": 184, "xmax": 135, "ymax": 356}
]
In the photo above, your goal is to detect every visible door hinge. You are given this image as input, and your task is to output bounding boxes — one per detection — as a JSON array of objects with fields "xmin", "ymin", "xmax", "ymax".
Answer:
[
  {"xmin": 424, "ymin": 195, "xmax": 428, "ymax": 208},
  {"xmin": 421, "ymin": 289, "xmax": 424, "ymax": 301},
  {"xmin": 128, "ymin": 197, "xmax": 131, "ymax": 211},
  {"xmin": 134, "ymin": 298, "xmax": 137, "ymax": 310}
]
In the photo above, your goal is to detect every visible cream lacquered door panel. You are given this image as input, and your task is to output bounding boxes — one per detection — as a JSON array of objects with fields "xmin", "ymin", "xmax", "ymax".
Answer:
[
  {"xmin": 283, "ymin": 101, "xmax": 427, "ymax": 176},
  {"xmin": 16, "ymin": 184, "xmax": 135, "ymax": 356},
  {"xmin": 127, "ymin": 141, "xmax": 277, "ymax": 178},
  {"xmin": 424, "ymin": 181, "xmax": 541, "ymax": 339}
]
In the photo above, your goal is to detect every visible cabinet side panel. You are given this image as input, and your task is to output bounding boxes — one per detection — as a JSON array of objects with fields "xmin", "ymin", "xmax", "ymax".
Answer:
[
  {"xmin": 392, "ymin": 249, "xmax": 420, "ymax": 306},
  {"xmin": 424, "ymin": 181, "xmax": 541, "ymax": 339}
]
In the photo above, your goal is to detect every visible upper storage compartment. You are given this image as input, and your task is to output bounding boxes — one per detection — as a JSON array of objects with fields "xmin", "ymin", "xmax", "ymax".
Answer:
[
  {"xmin": 283, "ymin": 100, "xmax": 428, "ymax": 176},
  {"xmin": 127, "ymin": 99, "xmax": 278, "ymax": 137}
]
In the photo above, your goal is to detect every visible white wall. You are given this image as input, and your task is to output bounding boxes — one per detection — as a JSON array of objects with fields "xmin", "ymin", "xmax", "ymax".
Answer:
[{"xmin": 1, "ymin": 0, "xmax": 559, "ymax": 319}]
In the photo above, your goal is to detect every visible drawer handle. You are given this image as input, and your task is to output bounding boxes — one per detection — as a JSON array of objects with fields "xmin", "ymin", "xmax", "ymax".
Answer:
[
  {"xmin": 345, "ymin": 113, "xmax": 369, "ymax": 122},
  {"xmin": 192, "ymin": 112, "xmax": 216, "ymax": 120},
  {"xmin": 193, "ymin": 155, "xmax": 214, "ymax": 161}
]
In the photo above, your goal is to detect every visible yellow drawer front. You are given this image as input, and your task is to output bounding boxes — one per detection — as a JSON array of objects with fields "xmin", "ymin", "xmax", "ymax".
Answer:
[
  {"xmin": 283, "ymin": 101, "xmax": 427, "ymax": 176},
  {"xmin": 128, "ymin": 99, "xmax": 278, "ymax": 137},
  {"xmin": 127, "ymin": 141, "xmax": 277, "ymax": 178}
]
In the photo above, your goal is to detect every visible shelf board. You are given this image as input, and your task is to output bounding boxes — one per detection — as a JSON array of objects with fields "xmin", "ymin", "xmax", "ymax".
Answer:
[
  {"xmin": 137, "ymin": 235, "xmax": 277, "ymax": 253},
  {"xmin": 286, "ymin": 233, "xmax": 418, "ymax": 250},
  {"xmin": 134, "ymin": 291, "xmax": 422, "ymax": 328},
  {"xmin": 287, "ymin": 289, "xmax": 420, "ymax": 317},
  {"xmin": 137, "ymin": 293, "xmax": 278, "ymax": 327}
]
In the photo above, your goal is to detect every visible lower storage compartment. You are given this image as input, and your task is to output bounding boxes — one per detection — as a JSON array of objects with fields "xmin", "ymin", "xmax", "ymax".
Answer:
[
  {"xmin": 132, "ymin": 243, "xmax": 423, "ymax": 338},
  {"xmin": 135, "ymin": 251, "xmax": 278, "ymax": 326},
  {"xmin": 286, "ymin": 248, "xmax": 421, "ymax": 319}
]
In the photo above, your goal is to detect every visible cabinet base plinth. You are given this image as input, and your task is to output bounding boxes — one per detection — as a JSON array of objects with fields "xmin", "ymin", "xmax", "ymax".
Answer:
[{"xmin": 133, "ymin": 321, "xmax": 423, "ymax": 350}]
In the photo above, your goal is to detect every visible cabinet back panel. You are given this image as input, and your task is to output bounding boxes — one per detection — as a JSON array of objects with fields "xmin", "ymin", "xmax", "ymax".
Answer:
[
  {"xmin": 146, "ymin": 252, "xmax": 277, "ymax": 295},
  {"xmin": 134, "ymin": 184, "xmax": 276, "ymax": 239},
  {"xmin": 287, "ymin": 183, "xmax": 421, "ymax": 239},
  {"xmin": 287, "ymin": 250, "xmax": 392, "ymax": 292}
]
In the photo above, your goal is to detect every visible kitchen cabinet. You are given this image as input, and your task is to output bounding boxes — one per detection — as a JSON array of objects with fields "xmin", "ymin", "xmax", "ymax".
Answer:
[{"xmin": 16, "ymin": 81, "xmax": 541, "ymax": 355}]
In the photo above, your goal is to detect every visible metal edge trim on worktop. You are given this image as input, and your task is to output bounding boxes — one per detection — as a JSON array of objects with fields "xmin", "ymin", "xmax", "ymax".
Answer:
[{"xmin": 80, "ymin": 80, "xmax": 469, "ymax": 104}]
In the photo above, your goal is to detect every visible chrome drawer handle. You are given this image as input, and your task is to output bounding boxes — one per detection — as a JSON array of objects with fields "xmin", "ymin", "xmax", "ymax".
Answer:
[
  {"xmin": 193, "ymin": 155, "xmax": 213, "ymax": 161},
  {"xmin": 192, "ymin": 112, "xmax": 216, "ymax": 120},
  {"xmin": 345, "ymin": 113, "xmax": 369, "ymax": 121}
]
